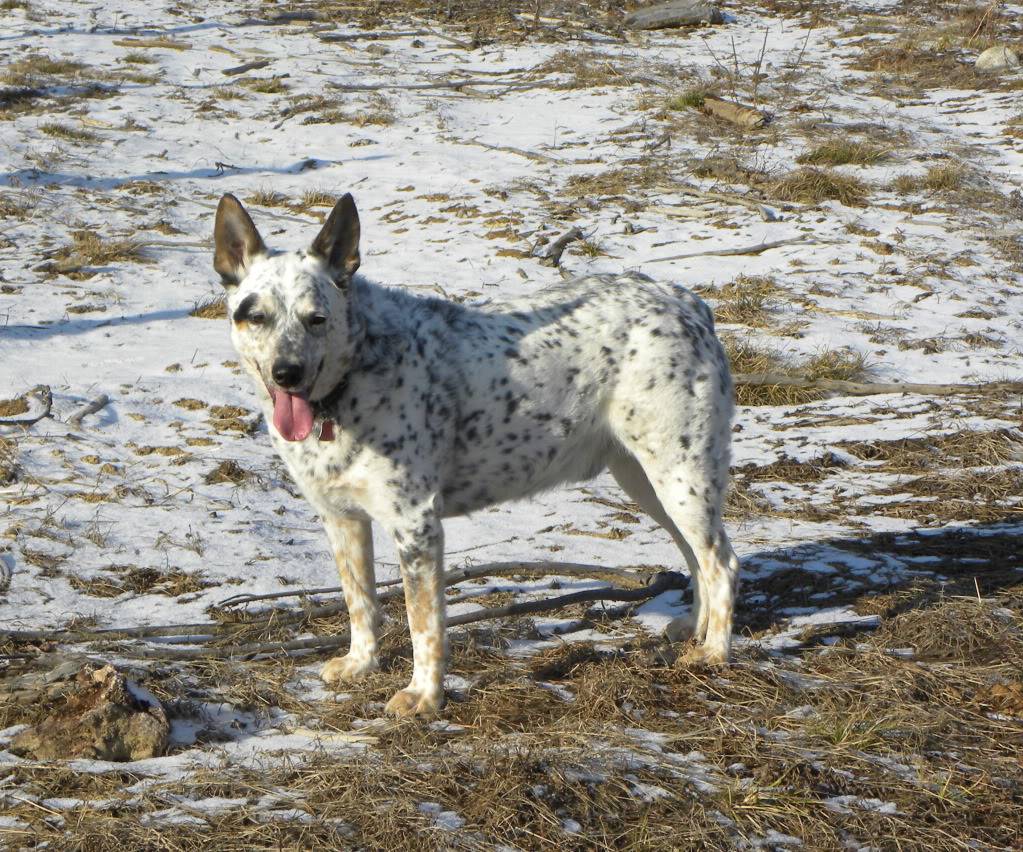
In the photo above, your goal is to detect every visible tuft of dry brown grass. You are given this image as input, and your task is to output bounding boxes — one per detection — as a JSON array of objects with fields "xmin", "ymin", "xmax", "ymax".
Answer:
[
  {"xmin": 770, "ymin": 167, "xmax": 869, "ymax": 207},
  {"xmin": 2, "ymin": 53, "xmax": 87, "ymax": 86},
  {"xmin": 724, "ymin": 337, "xmax": 870, "ymax": 405},
  {"xmin": 240, "ymin": 76, "xmax": 289, "ymax": 94},
  {"xmin": 39, "ymin": 120, "xmax": 99, "ymax": 143},
  {"xmin": 705, "ymin": 274, "xmax": 781, "ymax": 327},
  {"xmin": 68, "ymin": 564, "xmax": 210, "ymax": 598},
  {"xmin": 838, "ymin": 427, "xmax": 1023, "ymax": 472},
  {"xmin": 190, "ymin": 295, "xmax": 227, "ymax": 319},
  {"xmin": 796, "ymin": 139, "xmax": 889, "ymax": 166},
  {"xmin": 537, "ymin": 50, "xmax": 630, "ymax": 89}
]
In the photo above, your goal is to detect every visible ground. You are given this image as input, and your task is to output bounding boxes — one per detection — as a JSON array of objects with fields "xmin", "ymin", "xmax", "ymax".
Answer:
[{"xmin": 1, "ymin": 0, "xmax": 1022, "ymax": 848}]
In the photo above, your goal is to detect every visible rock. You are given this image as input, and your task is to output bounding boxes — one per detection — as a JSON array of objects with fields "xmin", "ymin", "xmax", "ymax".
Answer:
[
  {"xmin": 975, "ymin": 46, "xmax": 1020, "ymax": 73},
  {"xmin": 9, "ymin": 663, "xmax": 169, "ymax": 762},
  {"xmin": 625, "ymin": 0, "xmax": 723, "ymax": 30}
]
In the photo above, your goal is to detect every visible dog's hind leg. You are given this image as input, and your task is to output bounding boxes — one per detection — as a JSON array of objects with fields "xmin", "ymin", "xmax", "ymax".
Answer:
[
  {"xmin": 643, "ymin": 463, "xmax": 739, "ymax": 665},
  {"xmin": 320, "ymin": 516, "xmax": 381, "ymax": 684},
  {"xmin": 607, "ymin": 449, "xmax": 709, "ymax": 643},
  {"xmin": 609, "ymin": 416, "xmax": 738, "ymax": 663}
]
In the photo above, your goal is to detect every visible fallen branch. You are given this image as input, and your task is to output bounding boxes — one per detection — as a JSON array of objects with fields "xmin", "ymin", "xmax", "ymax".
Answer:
[
  {"xmin": 647, "ymin": 237, "xmax": 809, "ymax": 263},
  {"xmin": 463, "ymin": 137, "xmax": 562, "ymax": 163},
  {"xmin": 111, "ymin": 571, "xmax": 687, "ymax": 661},
  {"xmin": 215, "ymin": 560, "xmax": 652, "ymax": 608},
  {"xmin": 326, "ymin": 77, "xmax": 552, "ymax": 93},
  {"xmin": 732, "ymin": 374, "xmax": 1023, "ymax": 398},
  {"xmin": 702, "ymin": 97, "xmax": 768, "ymax": 129},
  {"xmin": 624, "ymin": 0, "xmax": 723, "ymax": 30},
  {"xmin": 318, "ymin": 29, "xmax": 433, "ymax": 43},
  {"xmin": 671, "ymin": 185, "xmax": 799, "ymax": 214},
  {"xmin": 535, "ymin": 228, "xmax": 584, "ymax": 267},
  {"xmin": 67, "ymin": 394, "xmax": 110, "ymax": 429},
  {"xmin": 3, "ymin": 562, "xmax": 661, "ymax": 645},
  {"xmin": 0, "ymin": 386, "xmax": 52, "ymax": 427},
  {"xmin": 222, "ymin": 59, "xmax": 271, "ymax": 76}
]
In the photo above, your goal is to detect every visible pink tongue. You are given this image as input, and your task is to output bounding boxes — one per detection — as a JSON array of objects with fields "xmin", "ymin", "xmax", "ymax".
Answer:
[{"xmin": 272, "ymin": 390, "xmax": 314, "ymax": 441}]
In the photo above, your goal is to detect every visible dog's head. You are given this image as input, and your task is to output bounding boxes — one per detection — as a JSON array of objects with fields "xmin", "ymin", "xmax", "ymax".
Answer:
[{"xmin": 213, "ymin": 192, "xmax": 362, "ymax": 441}]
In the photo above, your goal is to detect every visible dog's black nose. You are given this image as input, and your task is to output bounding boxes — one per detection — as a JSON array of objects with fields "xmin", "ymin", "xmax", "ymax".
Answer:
[{"xmin": 272, "ymin": 360, "xmax": 304, "ymax": 388}]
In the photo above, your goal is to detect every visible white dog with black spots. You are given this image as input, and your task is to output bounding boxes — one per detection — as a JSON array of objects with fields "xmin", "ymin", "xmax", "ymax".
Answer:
[{"xmin": 213, "ymin": 192, "xmax": 740, "ymax": 717}]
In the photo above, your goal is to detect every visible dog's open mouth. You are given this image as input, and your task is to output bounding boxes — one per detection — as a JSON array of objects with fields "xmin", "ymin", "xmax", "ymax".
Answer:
[{"xmin": 270, "ymin": 388, "xmax": 314, "ymax": 442}]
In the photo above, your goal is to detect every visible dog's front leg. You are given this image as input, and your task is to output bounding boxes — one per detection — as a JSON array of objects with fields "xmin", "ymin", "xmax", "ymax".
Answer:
[
  {"xmin": 385, "ymin": 513, "xmax": 446, "ymax": 717},
  {"xmin": 320, "ymin": 516, "xmax": 381, "ymax": 685}
]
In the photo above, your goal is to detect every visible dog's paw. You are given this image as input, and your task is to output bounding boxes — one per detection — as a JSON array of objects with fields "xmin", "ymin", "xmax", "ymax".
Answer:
[
  {"xmin": 320, "ymin": 654, "xmax": 379, "ymax": 684},
  {"xmin": 384, "ymin": 687, "xmax": 443, "ymax": 718},
  {"xmin": 677, "ymin": 644, "xmax": 729, "ymax": 668}
]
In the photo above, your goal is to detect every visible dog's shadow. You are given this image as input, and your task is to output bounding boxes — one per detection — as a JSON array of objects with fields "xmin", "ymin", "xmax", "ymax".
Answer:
[{"xmin": 735, "ymin": 518, "xmax": 1023, "ymax": 635}]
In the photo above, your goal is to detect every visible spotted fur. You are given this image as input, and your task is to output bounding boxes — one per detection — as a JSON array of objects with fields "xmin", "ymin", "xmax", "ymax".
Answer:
[{"xmin": 213, "ymin": 192, "xmax": 741, "ymax": 717}]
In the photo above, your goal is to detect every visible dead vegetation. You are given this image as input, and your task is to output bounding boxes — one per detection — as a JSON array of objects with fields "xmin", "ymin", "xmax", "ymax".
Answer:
[
  {"xmin": 189, "ymin": 295, "xmax": 227, "ymax": 319},
  {"xmin": 702, "ymin": 274, "xmax": 783, "ymax": 327},
  {"xmin": 67, "ymin": 564, "xmax": 210, "ymax": 598},
  {"xmin": 770, "ymin": 167, "xmax": 869, "ymax": 207},
  {"xmin": 39, "ymin": 230, "xmax": 148, "ymax": 278},
  {"xmin": 796, "ymin": 139, "xmax": 889, "ymax": 166},
  {"xmin": 723, "ymin": 336, "xmax": 871, "ymax": 405}
]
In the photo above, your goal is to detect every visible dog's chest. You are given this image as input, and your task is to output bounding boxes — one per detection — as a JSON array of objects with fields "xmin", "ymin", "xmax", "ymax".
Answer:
[{"xmin": 271, "ymin": 428, "xmax": 378, "ymax": 516}]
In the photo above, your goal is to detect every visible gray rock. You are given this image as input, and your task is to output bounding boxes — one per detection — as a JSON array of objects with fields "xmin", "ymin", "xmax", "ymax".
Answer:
[
  {"xmin": 9, "ymin": 663, "xmax": 168, "ymax": 762},
  {"xmin": 975, "ymin": 46, "xmax": 1020, "ymax": 73},
  {"xmin": 625, "ymin": 0, "xmax": 723, "ymax": 30}
]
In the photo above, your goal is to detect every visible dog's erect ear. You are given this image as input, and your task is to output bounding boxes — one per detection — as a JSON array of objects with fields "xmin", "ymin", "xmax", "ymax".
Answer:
[
  {"xmin": 310, "ymin": 193, "xmax": 360, "ymax": 285},
  {"xmin": 213, "ymin": 194, "xmax": 266, "ymax": 288}
]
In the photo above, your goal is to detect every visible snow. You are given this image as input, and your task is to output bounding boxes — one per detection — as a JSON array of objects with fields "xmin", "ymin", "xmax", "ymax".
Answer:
[{"xmin": 1, "ymin": 0, "xmax": 1021, "ymax": 842}]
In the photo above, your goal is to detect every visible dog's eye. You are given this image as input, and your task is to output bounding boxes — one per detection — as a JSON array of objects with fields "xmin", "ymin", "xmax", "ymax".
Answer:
[
  {"xmin": 249, "ymin": 312, "xmax": 266, "ymax": 326},
  {"xmin": 309, "ymin": 314, "xmax": 327, "ymax": 327}
]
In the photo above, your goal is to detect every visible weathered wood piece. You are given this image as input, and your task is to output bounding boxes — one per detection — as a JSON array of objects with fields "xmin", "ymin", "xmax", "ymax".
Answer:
[
  {"xmin": 702, "ymin": 96, "xmax": 768, "ymax": 128},
  {"xmin": 624, "ymin": 1, "xmax": 723, "ymax": 30}
]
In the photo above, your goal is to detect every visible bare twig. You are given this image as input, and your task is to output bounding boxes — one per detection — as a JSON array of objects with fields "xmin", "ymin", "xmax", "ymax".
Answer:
[
  {"xmin": 2, "ymin": 563, "xmax": 660, "ymax": 646},
  {"xmin": 218, "ymin": 560, "xmax": 652, "ymax": 609},
  {"xmin": 535, "ymin": 228, "xmax": 584, "ymax": 267},
  {"xmin": 110, "ymin": 571, "xmax": 687, "ymax": 661},
  {"xmin": 327, "ymin": 78, "xmax": 552, "ymax": 93},
  {"xmin": 462, "ymin": 137, "xmax": 562, "ymax": 163},
  {"xmin": 647, "ymin": 237, "xmax": 810, "ymax": 263},
  {"xmin": 318, "ymin": 29, "xmax": 433, "ymax": 43},
  {"xmin": 733, "ymin": 374, "xmax": 1023, "ymax": 397},
  {"xmin": 222, "ymin": 59, "xmax": 272, "ymax": 76},
  {"xmin": 0, "ymin": 386, "xmax": 52, "ymax": 427},
  {"xmin": 67, "ymin": 394, "xmax": 110, "ymax": 429}
]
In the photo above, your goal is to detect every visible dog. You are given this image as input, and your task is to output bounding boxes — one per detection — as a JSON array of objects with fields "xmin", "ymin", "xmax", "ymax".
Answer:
[{"xmin": 212, "ymin": 192, "xmax": 740, "ymax": 716}]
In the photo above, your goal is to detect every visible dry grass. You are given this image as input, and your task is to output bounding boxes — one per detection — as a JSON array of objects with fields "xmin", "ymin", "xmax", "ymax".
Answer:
[
  {"xmin": 869, "ymin": 468, "xmax": 1023, "ymax": 523},
  {"xmin": 39, "ymin": 121, "xmax": 99, "ymax": 143},
  {"xmin": 704, "ymin": 274, "xmax": 782, "ymax": 327},
  {"xmin": 838, "ymin": 427, "xmax": 1023, "ymax": 472},
  {"xmin": 120, "ymin": 50, "xmax": 156, "ymax": 65},
  {"xmin": 796, "ymin": 139, "xmax": 889, "ymax": 166},
  {"xmin": 189, "ymin": 295, "xmax": 227, "ymax": 319},
  {"xmin": 2, "ymin": 53, "xmax": 87, "ymax": 86},
  {"xmin": 770, "ymin": 167, "xmax": 869, "ymax": 207},
  {"xmin": 724, "ymin": 337, "xmax": 870, "ymax": 405},
  {"xmin": 0, "ymin": 436, "xmax": 18, "ymax": 486},
  {"xmin": 68, "ymin": 564, "xmax": 210, "ymax": 598},
  {"xmin": 850, "ymin": 40, "xmax": 1020, "ymax": 91},
  {"xmin": 536, "ymin": 50, "xmax": 631, "ymax": 89},
  {"xmin": 246, "ymin": 188, "xmax": 290, "ymax": 207},
  {"xmin": 891, "ymin": 161, "xmax": 971, "ymax": 195},
  {"xmin": 240, "ymin": 76, "xmax": 289, "ymax": 94},
  {"xmin": 42, "ymin": 231, "xmax": 147, "ymax": 276},
  {"xmin": 665, "ymin": 86, "xmax": 713, "ymax": 111},
  {"xmin": 204, "ymin": 460, "xmax": 251, "ymax": 485}
]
